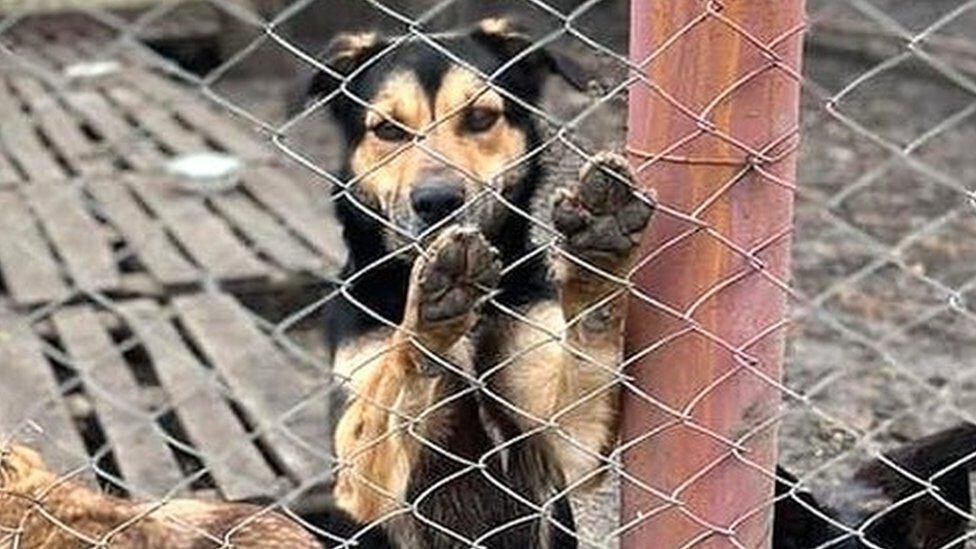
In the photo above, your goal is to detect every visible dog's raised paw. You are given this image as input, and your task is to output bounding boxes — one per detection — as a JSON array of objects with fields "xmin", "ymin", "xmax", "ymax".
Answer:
[
  {"xmin": 553, "ymin": 152, "xmax": 655, "ymax": 268},
  {"xmin": 407, "ymin": 226, "xmax": 500, "ymax": 348}
]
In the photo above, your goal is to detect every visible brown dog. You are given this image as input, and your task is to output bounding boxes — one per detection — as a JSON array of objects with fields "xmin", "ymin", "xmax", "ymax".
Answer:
[{"xmin": 0, "ymin": 444, "xmax": 319, "ymax": 548}]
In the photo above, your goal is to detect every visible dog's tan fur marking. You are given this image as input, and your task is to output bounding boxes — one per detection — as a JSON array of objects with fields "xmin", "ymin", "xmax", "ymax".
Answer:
[
  {"xmin": 478, "ymin": 17, "xmax": 512, "ymax": 35},
  {"xmin": 497, "ymin": 299, "xmax": 624, "ymax": 488},
  {"xmin": 350, "ymin": 71, "xmax": 430, "ymax": 214},
  {"xmin": 333, "ymin": 340, "xmax": 430, "ymax": 523},
  {"xmin": 333, "ymin": 335, "xmax": 475, "ymax": 522},
  {"xmin": 434, "ymin": 68, "xmax": 526, "ymax": 184},
  {"xmin": 0, "ymin": 445, "xmax": 318, "ymax": 548},
  {"xmin": 333, "ymin": 329, "xmax": 396, "ymax": 393},
  {"xmin": 327, "ymin": 32, "xmax": 380, "ymax": 70}
]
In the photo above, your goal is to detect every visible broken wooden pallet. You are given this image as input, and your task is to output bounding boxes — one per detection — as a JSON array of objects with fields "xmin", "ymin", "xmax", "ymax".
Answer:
[
  {"xmin": 0, "ymin": 58, "xmax": 345, "ymax": 307},
  {"xmin": 0, "ymin": 293, "xmax": 336, "ymax": 501}
]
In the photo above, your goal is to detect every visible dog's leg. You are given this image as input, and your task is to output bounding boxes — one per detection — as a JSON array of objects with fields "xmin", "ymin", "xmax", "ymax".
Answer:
[
  {"xmin": 333, "ymin": 227, "xmax": 500, "ymax": 523},
  {"xmin": 544, "ymin": 152, "xmax": 654, "ymax": 485}
]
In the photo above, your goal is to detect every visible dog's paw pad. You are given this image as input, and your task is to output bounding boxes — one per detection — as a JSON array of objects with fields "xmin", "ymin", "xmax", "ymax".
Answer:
[
  {"xmin": 415, "ymin": 226, "xmax": 500, "ymax": 325},
  {"xmin": 554, "ymin": 152, "xmax": 655, "ymax": 264}
]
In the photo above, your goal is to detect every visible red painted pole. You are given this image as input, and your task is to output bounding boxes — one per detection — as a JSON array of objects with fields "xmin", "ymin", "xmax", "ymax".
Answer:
[{"xmin": 622, "ymin": 1, "xmax": 805, "ymax": 548}]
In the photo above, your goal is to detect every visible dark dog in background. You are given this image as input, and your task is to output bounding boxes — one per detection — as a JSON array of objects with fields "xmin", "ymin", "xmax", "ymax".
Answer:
[{"xmin": 775, "ymin": 423, "xmax": 976, "ymax": 549}]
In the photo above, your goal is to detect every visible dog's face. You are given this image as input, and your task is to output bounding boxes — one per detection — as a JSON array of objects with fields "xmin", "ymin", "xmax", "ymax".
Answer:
[
  {"xmin": 306, "ymin": 19, "xmax": 586, "ymax": 255},
  {"xmin": 344, "ymin": 60, "xmax": 530, "ymax": 248}
]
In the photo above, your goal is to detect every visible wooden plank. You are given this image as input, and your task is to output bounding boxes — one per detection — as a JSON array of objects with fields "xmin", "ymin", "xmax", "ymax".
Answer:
[
  {"xmin": 211, "ymin": 193, "xmax": 325, "ymax": 273},
  {"xmin": 0, "ymin": 314, "xmax": 89, "ymax": 476},
  {"xmin": 0, "ymin": 80, "xmax": 27, "ymax": 183},
  {"xmin": 9, "ymin": 76, "xmax": 55, "ymax": 113},
  {"xmin": 176, "ymin": 99, "xmax": 272, "ymax": 160},
  {"xmin": 0, "ymin": 117, "xmax": 64, "ymax": 182},
  {"xmin": 0, "ymin": 189, "xmax": 69, "ymax": 305},
  {"xmin": 128, "ymin": 176, "xmax": 268, "ymax": 282},
  {"xmin": 0, "ymin": 83, "xmax": 66, "ymax": 182},
  {"xmin": 115, "ymin": 273, "xmax": 165, "ymax": 297},
  {"xmin": 173, "ymin": 293, "xmax": 332, "ymax": 482},
  {"xmin": 24, "ymin": 183, "xmax": 120, "ymax": 292},
  {"xmin": 242, "ymin": 167, "xmax": 346, "ymax": 271},
  {"xmin": 105, "ymin": 86, "xmax": 209, "ymax": 155},
  {"xmin": 122, "ymin": 70, "xmax": 272, "ymax": 160},
  {"xmin": 9, "ymin": 77, "xmax": 101, "ymax": 174},
  {"xmin": 0, "ymin": 147, "xmax": 22, "ymax": 186},
  {"xmin": 85, "ymin": 178, "xmax": 199, "ymax": 287},
  {"xmin": 117, "ymin": 300, "xmax": 280, "ymax": 501},
  {"xmin": 4, "ymin": 30, "xmax": 59, "ymax": 73},
  {"xmin": 52, "ymin": 307, "xmax": 186, "ymax": 497},
  {"xmin": 64, "ymin": 90, "xmax": 162, "ymax": 171}
]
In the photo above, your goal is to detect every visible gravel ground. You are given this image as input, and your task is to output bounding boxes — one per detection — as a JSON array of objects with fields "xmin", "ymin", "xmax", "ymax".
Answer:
[{"xmin": 209, "ymin": 2, "xmax": 976, "ymax": 543}]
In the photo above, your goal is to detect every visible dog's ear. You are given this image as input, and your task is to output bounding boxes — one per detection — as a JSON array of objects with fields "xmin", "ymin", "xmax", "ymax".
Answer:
[
  {"xmin": 305, "ymin": 32, "xmax": 388, "ymax": 103},
  {"xmin": 469, "ymin": 18, "xmax": 591, "ymax": 94}
]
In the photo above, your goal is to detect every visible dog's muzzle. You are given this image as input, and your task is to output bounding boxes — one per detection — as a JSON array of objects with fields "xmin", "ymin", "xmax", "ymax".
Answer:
[{"xmin": 410, "ymin": 179, "xmax": 465, "ymax": 229}]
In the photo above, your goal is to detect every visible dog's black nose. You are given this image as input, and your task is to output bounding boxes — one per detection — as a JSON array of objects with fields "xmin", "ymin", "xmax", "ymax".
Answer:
[{"xmin": 411, "ymin": 181, "xmax": 465, "ymax": 226}]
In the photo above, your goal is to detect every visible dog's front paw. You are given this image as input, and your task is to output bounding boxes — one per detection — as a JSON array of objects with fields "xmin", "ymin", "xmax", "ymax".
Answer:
[
  {"xmin": 553, "ymin": 152, "xmax": 655, "ymax": 273},
  {"xmin": 403, "ymin": 226, "xmax": 500, "ymax": 354}
]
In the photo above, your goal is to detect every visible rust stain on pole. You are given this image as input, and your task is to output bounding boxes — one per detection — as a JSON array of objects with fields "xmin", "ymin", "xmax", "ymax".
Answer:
[{"xmin": 622, "ymin": 1, "xmax": 805, "ymax": 547}]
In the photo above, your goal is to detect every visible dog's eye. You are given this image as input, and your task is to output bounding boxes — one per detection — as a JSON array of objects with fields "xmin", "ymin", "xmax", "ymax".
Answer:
[
  {"xmin": 463, "ymin": 107, "xmax": 500, "ymax": 134},
  {"xmin": 372, "ymin": 120, "xmax": 411, "ymax": 142}
]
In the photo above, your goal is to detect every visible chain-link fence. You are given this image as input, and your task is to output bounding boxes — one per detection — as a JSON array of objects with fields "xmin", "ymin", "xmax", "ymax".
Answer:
[{"xmin": 0, "ymin": 0, "xmax": 975, "ymax": 547}]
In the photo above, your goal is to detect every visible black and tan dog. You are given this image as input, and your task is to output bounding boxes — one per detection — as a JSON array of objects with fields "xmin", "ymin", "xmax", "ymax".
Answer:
[{"xmin": 307, "ymin": 17, "xmax": 654, "ymax": 549}]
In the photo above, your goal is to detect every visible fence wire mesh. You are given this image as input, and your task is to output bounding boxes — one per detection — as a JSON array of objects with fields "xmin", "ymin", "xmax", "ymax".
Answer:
[{"xmin": 0, "ymin": 0, "xmax": 973, "ymax": 547}]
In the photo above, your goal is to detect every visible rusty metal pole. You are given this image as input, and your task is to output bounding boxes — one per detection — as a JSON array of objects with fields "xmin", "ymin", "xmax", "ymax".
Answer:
[{"xmin": 622, "ymin": 1, "xmax": 805, "ymax": 548}]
